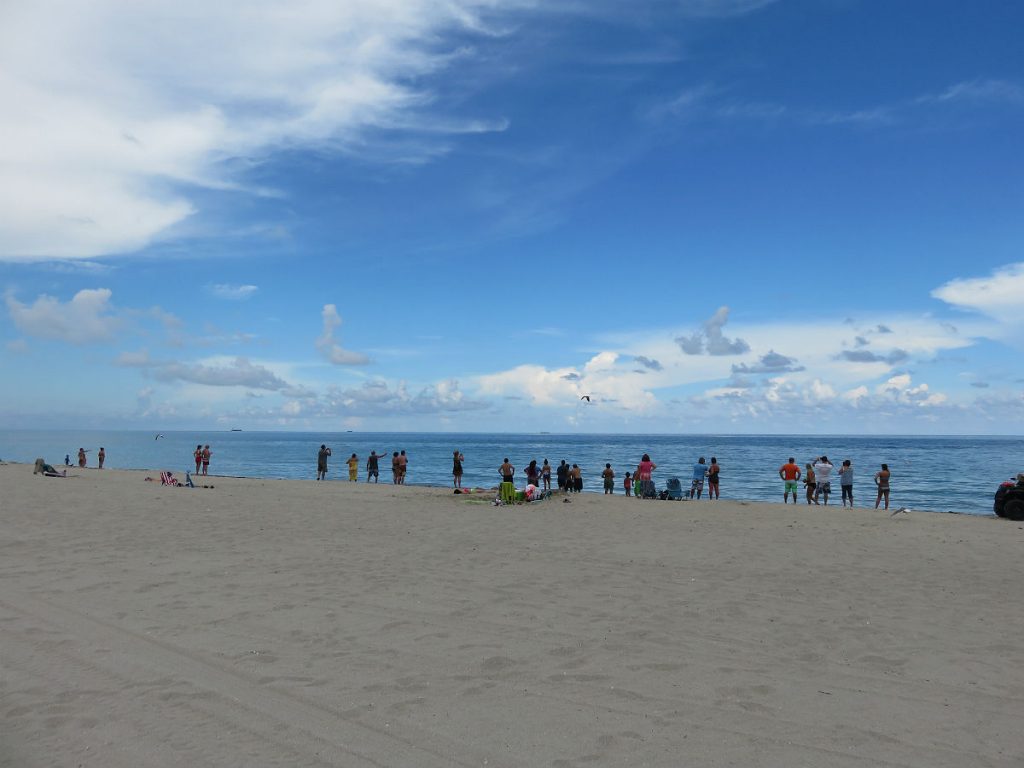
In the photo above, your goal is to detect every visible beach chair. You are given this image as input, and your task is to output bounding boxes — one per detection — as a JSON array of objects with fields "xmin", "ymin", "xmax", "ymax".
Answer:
[
  {"xmin": 665, "ymin": 478, "xmax": 683, "ymax": 500},
  {"xmin": 499, "ymin": 482, "xmax": 516, "ymax": 504},
  {"xmin": 160, "ymin": 471, "xmax": 180, "ymax": 486}
]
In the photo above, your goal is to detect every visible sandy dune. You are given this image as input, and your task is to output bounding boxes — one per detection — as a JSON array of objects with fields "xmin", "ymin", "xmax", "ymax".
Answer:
[{"xmin": 2, "ymin": 463, "xmax": 1022, "ymax": 767}]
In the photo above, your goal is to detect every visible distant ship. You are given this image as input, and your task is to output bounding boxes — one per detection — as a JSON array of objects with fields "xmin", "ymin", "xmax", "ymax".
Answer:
[{"xmin": 230, "ymin": 428, "xmax": 243, "ymax": 432}]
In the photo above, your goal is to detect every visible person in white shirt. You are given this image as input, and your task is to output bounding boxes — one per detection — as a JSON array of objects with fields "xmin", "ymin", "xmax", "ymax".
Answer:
[{"xmin": 813, "ymin": 456, "xmax": 834, "ymax": 505}]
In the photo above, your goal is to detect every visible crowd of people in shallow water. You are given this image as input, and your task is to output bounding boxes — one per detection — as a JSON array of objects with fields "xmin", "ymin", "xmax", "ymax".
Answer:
[{"xmin": 311, "ymin": 445, "xmax": 899, "ymax": 510}]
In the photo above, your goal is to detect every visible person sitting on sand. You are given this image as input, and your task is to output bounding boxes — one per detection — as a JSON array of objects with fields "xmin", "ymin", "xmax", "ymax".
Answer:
[{"xmin": 33, "ymin": 458, "xmax": 66, "ymax": 477}]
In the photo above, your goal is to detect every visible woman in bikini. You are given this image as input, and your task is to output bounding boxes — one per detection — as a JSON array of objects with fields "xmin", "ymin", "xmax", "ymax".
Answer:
[
  {"xmin": 874, "ymin": 463, "xmax": 891, "ymax": 510},
  {"xmin": 194, "ymin": 445, "xmax": 203, "ymax": 474},
  {"xmin": 541, "ymin": 459, "xmax": 552, "ymax": 491}
]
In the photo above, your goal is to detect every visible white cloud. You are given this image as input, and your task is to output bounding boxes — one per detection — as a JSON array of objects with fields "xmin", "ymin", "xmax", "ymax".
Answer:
[
  {"xmin": 932, "ymin": 262, "xmax": 1024, "ymax": 327},
  {"xmin": 316, "ymin": 304, "xmax": 370, "ymax": 365},
  {"xmin": 208, "ymin": 283, "xmax": 259, "ymax": 300},
  {"xmin": 118, "ymin": 352, "xmax": 291, "ymax": 390},
  {"xmin": 0, "ymin": 0, "xmax": 518, "ymax": 260},
  {"xmin": 5, "ymin": 288, "xmax": 121, "ymax": 343}
]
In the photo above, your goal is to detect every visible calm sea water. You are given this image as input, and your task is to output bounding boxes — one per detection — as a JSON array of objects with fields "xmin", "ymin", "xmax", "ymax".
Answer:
[{"xmin": 1, "ymin": 430, "xmax": 1019, "ymax": 516}]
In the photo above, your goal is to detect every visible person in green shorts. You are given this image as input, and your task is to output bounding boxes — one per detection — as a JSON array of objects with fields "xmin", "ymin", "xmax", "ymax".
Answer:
[{"xmin": 778, "ymin": 457, "xmax": 801, "ymax": 504}]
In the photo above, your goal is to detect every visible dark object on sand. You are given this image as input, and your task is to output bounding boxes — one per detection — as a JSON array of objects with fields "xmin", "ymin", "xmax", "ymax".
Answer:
[
  {"xmin": 665, "ymin": 477, "xmax": 683, "ymax": 500},
  {"xmin": 994, "ymin": 477, "xmax": 1024, "ymax": 520}
]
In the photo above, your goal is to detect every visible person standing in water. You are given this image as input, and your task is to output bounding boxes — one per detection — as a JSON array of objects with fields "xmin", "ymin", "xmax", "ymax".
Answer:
[
  {"xmin": 602, "ymin": 463, "xmax": 615, "ymax": 494},
  {"xmin": 541, "ymin": 459, "xmax": 552, "ymax": 491},
  {"xmin": 452, "ymin": 451, "xmax": 464, "ymax": 489},
  {"xmin": 366, "ymin": 451, "xmax": 383, "ymax": 483},
  {"xmin": 874, "ymin": 463, "xmax": 891, "ymax": 510},
  {"xmin": 804, "ymin": 462, "xmax": 817, "ymax": 505},
  {"xmin": 706, "ymin": 457, "xmax": 720, "ymax": 499},
  {"xmin": 779, "ymin": 458, "xmax": 801, "ymax": 504},
  {"xmin": 839, "ymin": 459, "xmax": 854, "ymax": 508},
  {"xmin": 317, "ymin": 444, "xmax": 332, "ymax": 481}
]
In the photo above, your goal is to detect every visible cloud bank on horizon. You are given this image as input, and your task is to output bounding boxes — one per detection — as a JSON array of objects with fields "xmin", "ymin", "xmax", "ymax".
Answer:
[{"xmin": 1, "ymin": 0, "xmax": 1022, "ymax": 433}]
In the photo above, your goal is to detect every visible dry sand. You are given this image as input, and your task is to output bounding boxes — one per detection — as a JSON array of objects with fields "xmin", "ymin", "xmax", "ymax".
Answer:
[{"xmin": 2, "ymin": 462, "xmax": 1023, "ymax": 767}]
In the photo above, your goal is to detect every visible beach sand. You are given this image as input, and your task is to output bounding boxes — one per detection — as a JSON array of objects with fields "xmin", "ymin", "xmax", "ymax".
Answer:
[{"xmin": 2, "ymin": 462, "xmax": 1022, "ymax": 767}]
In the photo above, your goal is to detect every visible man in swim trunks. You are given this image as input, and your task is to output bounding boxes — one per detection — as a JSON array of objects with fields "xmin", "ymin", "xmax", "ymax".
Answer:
[
  {"xmin": 317, "ymin": 444, "xmax": 331, "ymax": 481},
  {"xmin": 366, "ymin": 451, "xmax": 383, "ymax": 483},
  {"xmin": 498, "ymin": 458, "xmax": 515, "ymax": 485},
  {"xmin": 778, "ymin": 457, "xmax": 801, "ymax": 504},
  {"xmin": 398, "ymin": 450, "xmax": 408, "ymax": 484}
]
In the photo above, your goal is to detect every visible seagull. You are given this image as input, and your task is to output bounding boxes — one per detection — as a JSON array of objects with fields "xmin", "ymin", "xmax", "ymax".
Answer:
[
  {"xmin": 580, "ymin": 395, "xmax": 591, "ymax": 402},
  {"xmin": 889, "ymin": 506, "xmax": 909, "ymax": 516},
  {"xmin": 155, "ymin": 434, "xmax": 164, "ymax": 440}
]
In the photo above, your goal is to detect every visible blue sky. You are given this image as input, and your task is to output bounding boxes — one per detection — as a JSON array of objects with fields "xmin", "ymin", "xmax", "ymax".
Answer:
[{"xmin": 1, "ymin": 0, "xmax": 1022, "ymax": 433}]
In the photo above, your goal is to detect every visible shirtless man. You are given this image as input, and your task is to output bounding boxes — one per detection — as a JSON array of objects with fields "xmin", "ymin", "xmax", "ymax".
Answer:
[{"xmin": 498, "ymin": 458, "xmax": 515, "ymax": 485}]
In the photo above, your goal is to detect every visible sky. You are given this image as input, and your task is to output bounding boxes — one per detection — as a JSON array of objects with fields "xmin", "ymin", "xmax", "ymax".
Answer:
[{"xmin": 1, "ymin": 0, "xmax": 1022, "ymax": 434}]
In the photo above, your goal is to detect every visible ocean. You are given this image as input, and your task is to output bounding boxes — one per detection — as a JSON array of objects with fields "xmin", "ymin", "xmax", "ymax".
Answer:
[{"xmin": 1, "ymin": 430, "xmax": 1018, "ymax": 516}]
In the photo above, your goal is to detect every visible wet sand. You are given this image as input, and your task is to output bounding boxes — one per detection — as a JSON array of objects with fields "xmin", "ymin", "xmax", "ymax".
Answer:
[{"xmin": 2, "ymin": 462, "xmax": 1022, "ymax": 767}]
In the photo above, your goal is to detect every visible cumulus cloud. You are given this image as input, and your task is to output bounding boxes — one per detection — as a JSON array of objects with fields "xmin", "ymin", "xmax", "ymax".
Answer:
[
  {"xmin": 5, "ymin": 288, "xmax": 121, "ymax": 343},
  {"xmin": 675, "ymin": 306, "xmax": 749, "ymax": 356},
  {"xmin": 316, "ymin": 304, "xmax": 370, "ymax": 365},
  {"xmin": 207, "ymin": 283, "xmax": 258, "ymax": 300},
  {"xmin": 731, "ymin": 350, "xmax": 804, "ymax": 375},
  {"xmin": 0, "ymin": 0, "xmax": 517, "ymax": 260}
]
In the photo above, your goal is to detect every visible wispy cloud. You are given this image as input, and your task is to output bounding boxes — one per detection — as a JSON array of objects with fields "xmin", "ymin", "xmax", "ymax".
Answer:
[
  {"xmin": 0, "ymin": 0, "xmax": 521, "ymax": 261},
  {"xmin": 207, "ymin": 283, "xmax": 258, "ymax": 300},
  {"xmin": 931, "ymin": 261, "xmax": 1024, "ymax": 329},
  {"xmin": 117, "ymin": 352, "xmax": 292, "ymax": 391}
]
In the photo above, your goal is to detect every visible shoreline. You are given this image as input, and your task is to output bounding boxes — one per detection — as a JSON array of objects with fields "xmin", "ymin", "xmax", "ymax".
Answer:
[{"xmin": 3, "ymin": 460, "xmax": 996, "ymax": 517}]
